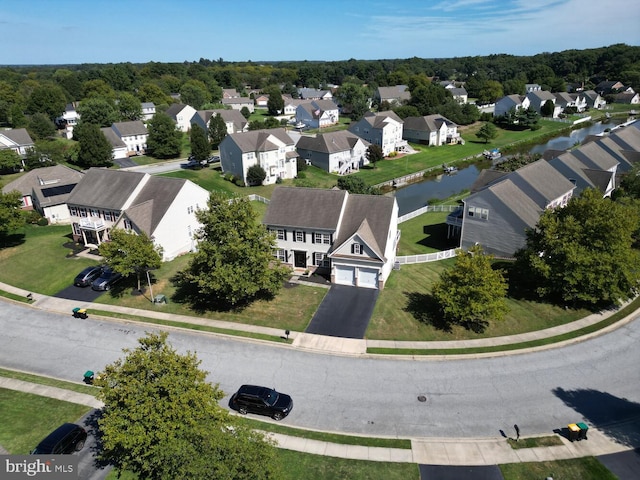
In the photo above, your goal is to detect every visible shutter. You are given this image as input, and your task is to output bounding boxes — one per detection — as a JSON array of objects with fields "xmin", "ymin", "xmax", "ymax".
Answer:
[
  {"xmin": 292, "ymin": 230, "xmax": 296, "ymax": 242},
  {"xmin": 330, "ymin": 234, "xmax": 333, "ymax": 244},
  {"xmin": 351, "ymin": 244, "xmax": 355, "ymax": 254},
  {"xmin": 311, "ymin": 233, "xmax": 315, "ymax": 244},
  {"xmin": 284, "ymin": 230, "xmax": 287, "ymax": 241},
  {"xmin": 303, "ymin": 232, "xmax": 306, "ymax": 243}
]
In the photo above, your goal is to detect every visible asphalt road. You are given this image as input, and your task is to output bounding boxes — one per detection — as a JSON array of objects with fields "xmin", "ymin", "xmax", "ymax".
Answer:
[{"xmin": 1, "ymin": 300, "xmax": 639, "ymax": 441}]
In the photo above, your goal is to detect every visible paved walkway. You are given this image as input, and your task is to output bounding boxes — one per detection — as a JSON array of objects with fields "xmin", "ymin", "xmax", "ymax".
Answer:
[{"xmin": 1, "ymin": 281, "xmax": 639, "ymax": 464}]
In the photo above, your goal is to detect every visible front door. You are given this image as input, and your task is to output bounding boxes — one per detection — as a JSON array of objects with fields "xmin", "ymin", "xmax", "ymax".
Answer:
[{"xmin": 294, "ymin": 251, "xmax": 307, "ymax": 268}]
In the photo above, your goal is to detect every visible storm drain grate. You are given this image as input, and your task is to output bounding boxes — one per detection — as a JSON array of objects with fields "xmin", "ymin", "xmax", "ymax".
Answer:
[{"xmin": 417, "ymin": 395, "xmax": 427, "ymax": 403}]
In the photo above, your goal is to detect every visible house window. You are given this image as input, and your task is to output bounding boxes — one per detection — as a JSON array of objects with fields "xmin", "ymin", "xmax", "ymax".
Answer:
[
  {"xmin": 276, "ymin": 229, "xmax": 285, "ymax": 240},
  {"xmin": 313, "ymin": 233, "xmax": 331, "ymax": 244},
  {"xmin": 187, "ymin": 225, "xmax": 192, "ymax": 238},
  {"xmin": 78, "ymin": 207, "xmax": 87, "ymax": 217},
  {"xmin": 123, "ymin": 219, "xmax": 132, "ymax": 230},
  {"xmin": 72, "ymin": 222, "xmax": 80, "ymax": 235},
  {"xmin": 274, "ymin": 249, "xmax": 286, "ymax": 261},
  {"xmin": 69, "ymin": 206, "xmax": 78, "ymax": 216},
  {"xmin": 468, "ymin": 206, "xmax": 489, "ymax": 220},
  {"xmin": 295, "ymin": 231, "xmax": 304, "ymax": 242},
  {"xmin": 314, "ymin": 252, "xmax": 329, "ymax": 267},
  {"xmin": 89, "ymin": 209, "xmax": 100, "ymax": 218},
  {"xmin": 352, "ymin": 243, "xmax": 362, "ymax": 254},
  {"xmin": 187, "ymin": 206, "xmax": 193, "ymax": 214}
]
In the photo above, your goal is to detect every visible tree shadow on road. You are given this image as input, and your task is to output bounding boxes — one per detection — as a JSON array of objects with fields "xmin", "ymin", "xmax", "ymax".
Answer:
[{"xmin": 552, "ymin": 387, "xmax": 640, "ymax": 448}]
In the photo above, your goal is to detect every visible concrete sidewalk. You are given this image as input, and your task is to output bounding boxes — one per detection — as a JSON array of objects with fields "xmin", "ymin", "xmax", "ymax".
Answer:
[
  {"xmin": 0, "ymin": 375, "xmax": 634, "ymax": 465},
  {"xmin": 1, "ymin": 281, "xmax": 635, "ymax": 357}
]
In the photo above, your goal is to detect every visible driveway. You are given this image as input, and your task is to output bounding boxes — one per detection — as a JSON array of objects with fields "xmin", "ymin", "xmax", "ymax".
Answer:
[
  {"xmin": 419, "ymin": 465, "xmax": 503, "ymax": 480},
  {"xmin": 305, "ymin": 285, "xmax": 378, "ymax": 338},
  {"xmin": 54, "ymin": 285, "xmax": 105, "ymax": 303},
  {"xmin": 597, "ymin": 449, "xmax": 640, "ymax": 479}
]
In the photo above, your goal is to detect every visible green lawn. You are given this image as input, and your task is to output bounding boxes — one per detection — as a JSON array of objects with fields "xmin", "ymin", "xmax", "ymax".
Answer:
[
  {"xmin": 500, "ymin": 457, "xmax": 617, "ymax": 480},
  {"xmin": 0, "ymin": 388, "xmax": 90, "ymax": 454},
  {"xmin": 397, "ymin": 211, "xmax": 459, "ymax": 255}
]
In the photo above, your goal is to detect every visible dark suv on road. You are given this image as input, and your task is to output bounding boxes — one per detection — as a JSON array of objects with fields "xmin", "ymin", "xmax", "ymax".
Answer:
[
  {"xmin": 31, "ymin": 423, "xmax": 87, "ymax": 454},
  {"xmin": 230, "ymin": 385, "xmax": 293, "ymax": 420}
]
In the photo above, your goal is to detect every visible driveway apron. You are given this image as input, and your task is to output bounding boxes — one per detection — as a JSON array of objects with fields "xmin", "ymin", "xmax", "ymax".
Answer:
[
  {"xmin": 419, "ymin": 464, "xmax": 504, "ymax": 480},
  {"xmin": 305, "ymin": 285, "xmax": 378, "ymax": 339}
]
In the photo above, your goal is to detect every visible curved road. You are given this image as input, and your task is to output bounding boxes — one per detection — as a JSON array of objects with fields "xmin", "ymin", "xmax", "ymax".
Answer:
[{"xmin": 2, "ymin": 300, "xmax": 639, "ymax": 440}]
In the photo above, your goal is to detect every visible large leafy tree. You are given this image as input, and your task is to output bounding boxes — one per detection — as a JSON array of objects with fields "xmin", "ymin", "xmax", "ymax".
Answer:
[
  {"xmin": 95, "ymin": 332, "xmax": 280, "ymax": 480},
  {"xmin": 25, "ymin": 82, "xmax": 67, "ymax": 120},
  {"xmin": 146, "ymin": 112, "xmax": 182, "ymax": 159},
  {"xmin": 27, "ymin": 112, "xmax": 56, "ymax": 140},
  {"xmin": 336, "ymin": 176, "xmax": 380, "ymax": 195},
  {"xmin": 208, "ymin": 113, "xmax": 228, "ymax": 148},
  {"xmin": 431, "ymin": 245, "xmax": 508, "ymax": 332},
  {"xmin": 116, "ymin": 92, "xmax": 142, "ymax": 121},
  {"xmin": 0, "ymin": 149, "xmax": 23, "ymax": 173},
  {"xmin": 77, "ymin": 97, "xmax": 118, "ymax": 127},
  {"xmin": 515, "ymin": 188, "xmax": 640, "ymax": 308},
  {"xmin": 74, "ymin": 122, "xmax": 113, "ymax": 168},
  {"xmin": 263, "ymin": 85, "xmax": 284, "ymax": 116},
  {"xmin": 98, "ymin": 229, "xmax": 163, "ymax": 292},
  {"xmin": 179, "ymin": 80, "xmax": 211, "ymax": 110},
  {"xmin": 189, "ymin": 124, "xmax": 210, "ymax": 161},
  {"xmin": 246, "ymin": 164, "xmax": 266, "ymax": 186},
  {"xmin": 175, "ymin": 192, "xmax": 290, "ymax": 309},
  {"xmin": 0, "ymin": 190, "xmax": 24, "ymax": 238},
  {"xmin": 335, "ymin": 82, "xmax": 369, "ymax": 119}
]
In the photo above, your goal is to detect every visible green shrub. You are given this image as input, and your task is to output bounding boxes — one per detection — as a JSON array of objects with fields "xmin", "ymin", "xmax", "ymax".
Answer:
[
  {"xmin": 37, "ymin": 217, "xmax": 49, "ymax": 226},
  {"xmin": 296, "ymin": 172, "xmax": 306, "ymax": 179}
]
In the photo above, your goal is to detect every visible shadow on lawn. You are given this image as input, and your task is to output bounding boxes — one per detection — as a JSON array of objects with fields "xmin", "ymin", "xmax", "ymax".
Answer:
[
  {"xmin": 419, "ymin": 223, "xmax": 459, "ymax": 250},
  {"xmin": 404, "ymin": 290, "xmax": 489, "ymax": 333},
  {"xmin": 0, "ymin": 232, "xmax": 26, "ymax": 249}
]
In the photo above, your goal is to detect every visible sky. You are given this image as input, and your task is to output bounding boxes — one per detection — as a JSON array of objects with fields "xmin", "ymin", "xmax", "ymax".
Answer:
[{"xmin": 1, "ymin": 0, "xmax": 639, "ymax": 65}]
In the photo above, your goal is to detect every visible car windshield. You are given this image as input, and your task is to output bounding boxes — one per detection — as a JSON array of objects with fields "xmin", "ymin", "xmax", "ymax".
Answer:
[{"xmin": 263, "ymin": 389, "xmax": 279, "ymax": 406}]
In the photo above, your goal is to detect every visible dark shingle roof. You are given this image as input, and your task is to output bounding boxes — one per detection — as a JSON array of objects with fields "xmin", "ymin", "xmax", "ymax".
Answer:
[
  {"xmin": 263, "ymin": 187, "xmax": 347, "ymax": 230},
  {"xmin": 0, "ymin": 128, "xmax": 34, "ymax": 147},
  {"xmin": 296, "ymin": 130, "xmax": 368, "ymax": 154},
  {"xmin": 225, "ymin": 128, "xmax": 294, "ymax": 153},
  {"xmin": 112, "ymin": 120, "xmax": 147, "ymax": 137},
  {"xmin": 66, "ymin": 169, "xmax": 147, "ymax": 210}
]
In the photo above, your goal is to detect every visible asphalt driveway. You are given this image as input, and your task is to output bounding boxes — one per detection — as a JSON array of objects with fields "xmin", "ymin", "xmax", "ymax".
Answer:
[
  {"xmin": 305, "ymin": 285, "xmax": 378, "ymax": 339},
  {"xmin": 54, "ymin": 285, "xmax": 105, "ymax": 303}
]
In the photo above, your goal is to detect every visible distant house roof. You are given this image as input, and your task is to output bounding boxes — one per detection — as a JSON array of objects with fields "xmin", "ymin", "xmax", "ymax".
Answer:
[
  {"xmin": 112, "ymin": 120, "xmax": 148, "ymax": 137},
  {"xmin": 165, "ymin": 104, "xmax": 190, "ymax": 118},
  {"xmin": 297, "ymin": 88, "xmax": 332, "ymax": 99},
  {"xmin": 0, "ymin": 128, "xmax": 34, "ymax": 148},
  {"xmin": 224, "ymin": 128, "xmax": 294, "ymax": 153},
  {"xmin": 403, "ymin": 114, "xmax": 457, "ymax": 133},
  {"xmin": 359, "ymin": 110, "xmax": 404, "ymax": 128},
  {"xmin": 101, "ymin": 127, "xmax": 127, "ymax": 149},
  {"xmin": 2, "ymin": 165, "xmax": 83, "ymax": 204},
  {"xmin": 221, "ymin": 97, "xmax": 253, "ymax": 106},
  {"xmin": 377, "ymin": 85, "xmax": 411, "ymax": 103},
  {"xmin": 296, "ymin": 130, "xmax": 369, "ymax": 154}
]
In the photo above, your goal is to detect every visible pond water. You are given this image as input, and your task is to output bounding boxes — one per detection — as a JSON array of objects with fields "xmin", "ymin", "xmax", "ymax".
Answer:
[{"xmin": 393, "ymin": 118, "xmax": 624, "ymax": 215}]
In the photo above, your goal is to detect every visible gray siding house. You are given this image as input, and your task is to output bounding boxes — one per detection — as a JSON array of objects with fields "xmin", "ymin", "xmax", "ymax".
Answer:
[{"xmin": 296, "ymin": 130, "xmax": 370, "ymax": 175}]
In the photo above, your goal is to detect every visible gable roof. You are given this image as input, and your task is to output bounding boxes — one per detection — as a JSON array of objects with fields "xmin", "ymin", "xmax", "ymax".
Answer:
[
  {"xmin": 377, "ymin": 85, "xmax": 410, "ymax": 102},
  {"xmin": 224, "ymin": 128, "xmax": 294, "ymax": 153},
  {"xmin": 101, "ymin": 127, "xmax": 127, "ymax": 148},
  {"xmin": 112, "ymin": 120, "xmax": 148, "ymax": 137},
  {"xmin": 66, "ymin": 168, "xmax": 147, "ymax": 210},
  {"xmin": 165, "ymin": 103, "xmax": 190, "ymax": 118},
  {"xmin": 361, "ymin": 110, "xmax": 404, "ymax": 128},
  {"xmin": 121, "ymin": 176, "xmax": 187, "ymax": 235},
  {"xmin": 264, "ymin": 187, "xmax": 347, "ymax": 230},
  {"xmin": 296, "ymin": 130, "xmax": 369, "ymax": 154},
  {"xmin": 403, "ymin": 114, "xmax": 457, "ymax": 132},
  {"xmin": 0, "ymin": 128, "xmax": 34, "ymax": 147},
  {"xmin": 2, "ymin": 165, "xmax": 83, "ymax": 199},
  {"xmin": 331, "ymin": 194, "xmax": 395, "ymax": 261}
]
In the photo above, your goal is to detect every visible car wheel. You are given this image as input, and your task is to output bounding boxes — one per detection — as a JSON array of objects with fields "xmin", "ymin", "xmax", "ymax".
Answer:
[
  {"xmin": 75, "ymin": 440, "xmax": 85, "ymax": 451},
  {"xmin": 272, "ymin": 412, "xmax": 284, "ymax": 421},
  {"xmin": 238, "ymin": 406, "xmax": 248, "ymax": 415}
]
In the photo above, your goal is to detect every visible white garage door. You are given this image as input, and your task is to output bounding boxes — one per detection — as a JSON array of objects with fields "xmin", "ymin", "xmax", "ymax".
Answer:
[
  {"xmin": 358, "ymin": 268, "xmax": 379, "ymax": 289},
  {"xmin": 335, "ymin": 266, "xmax": 355, "ymax": 286}
]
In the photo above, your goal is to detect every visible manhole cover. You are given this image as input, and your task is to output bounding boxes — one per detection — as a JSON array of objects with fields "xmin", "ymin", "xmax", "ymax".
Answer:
[{"xmin": 417, "ymin": 395, "xmax": 427, "ymax": 403}]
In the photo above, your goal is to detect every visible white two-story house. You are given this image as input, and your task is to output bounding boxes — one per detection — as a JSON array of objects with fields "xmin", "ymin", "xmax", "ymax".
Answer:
[
  {"xmin": 402, "ymin": 114, "xmax": 461, "ymax": 146},
  {"xmin": 111, "ymin": 120, "xmax": 148, "ymax": 156},
  {"xmin": 263, "ymin": 187, "xmax": 399, "ymax": 289},
  {"xmin": 296, "ymin": 130, "xmax": 370, "ymax": 175},
  {"xmin": 219, "ymin": 128, "xmax": 298, "ymax": 185},
  {"xmin": 66, "ymin": 168, "xmax": 210, "ymax": 261},
  {"xmin": 348, "ymin": 111, "xmax": 406, "ymax": 156},
  {"xmin": 295, "ymin": 100, "xmax": 340, "ymax": 129}
]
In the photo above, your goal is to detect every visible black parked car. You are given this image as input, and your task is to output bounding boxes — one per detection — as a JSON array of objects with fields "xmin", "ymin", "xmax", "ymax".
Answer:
[
  {"xmin": 31, "ymin": 423, "xmax": 87, "ymax": 454},
  {"xmin": 230, "ymin": 385, "xmax": 293, "ymax": 420},
  {"xmin": 91, "ymin": 267, "xmax": 122, "ymax": 291},
  {"xmin": 74, "ymin": 266, "xmax": 103, "ymax": 287}
]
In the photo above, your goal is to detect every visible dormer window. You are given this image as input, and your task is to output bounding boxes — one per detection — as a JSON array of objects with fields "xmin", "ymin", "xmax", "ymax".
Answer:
[{"xmin": 352, "ymin": 243, "xmax": 363, "ymax": 254}]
